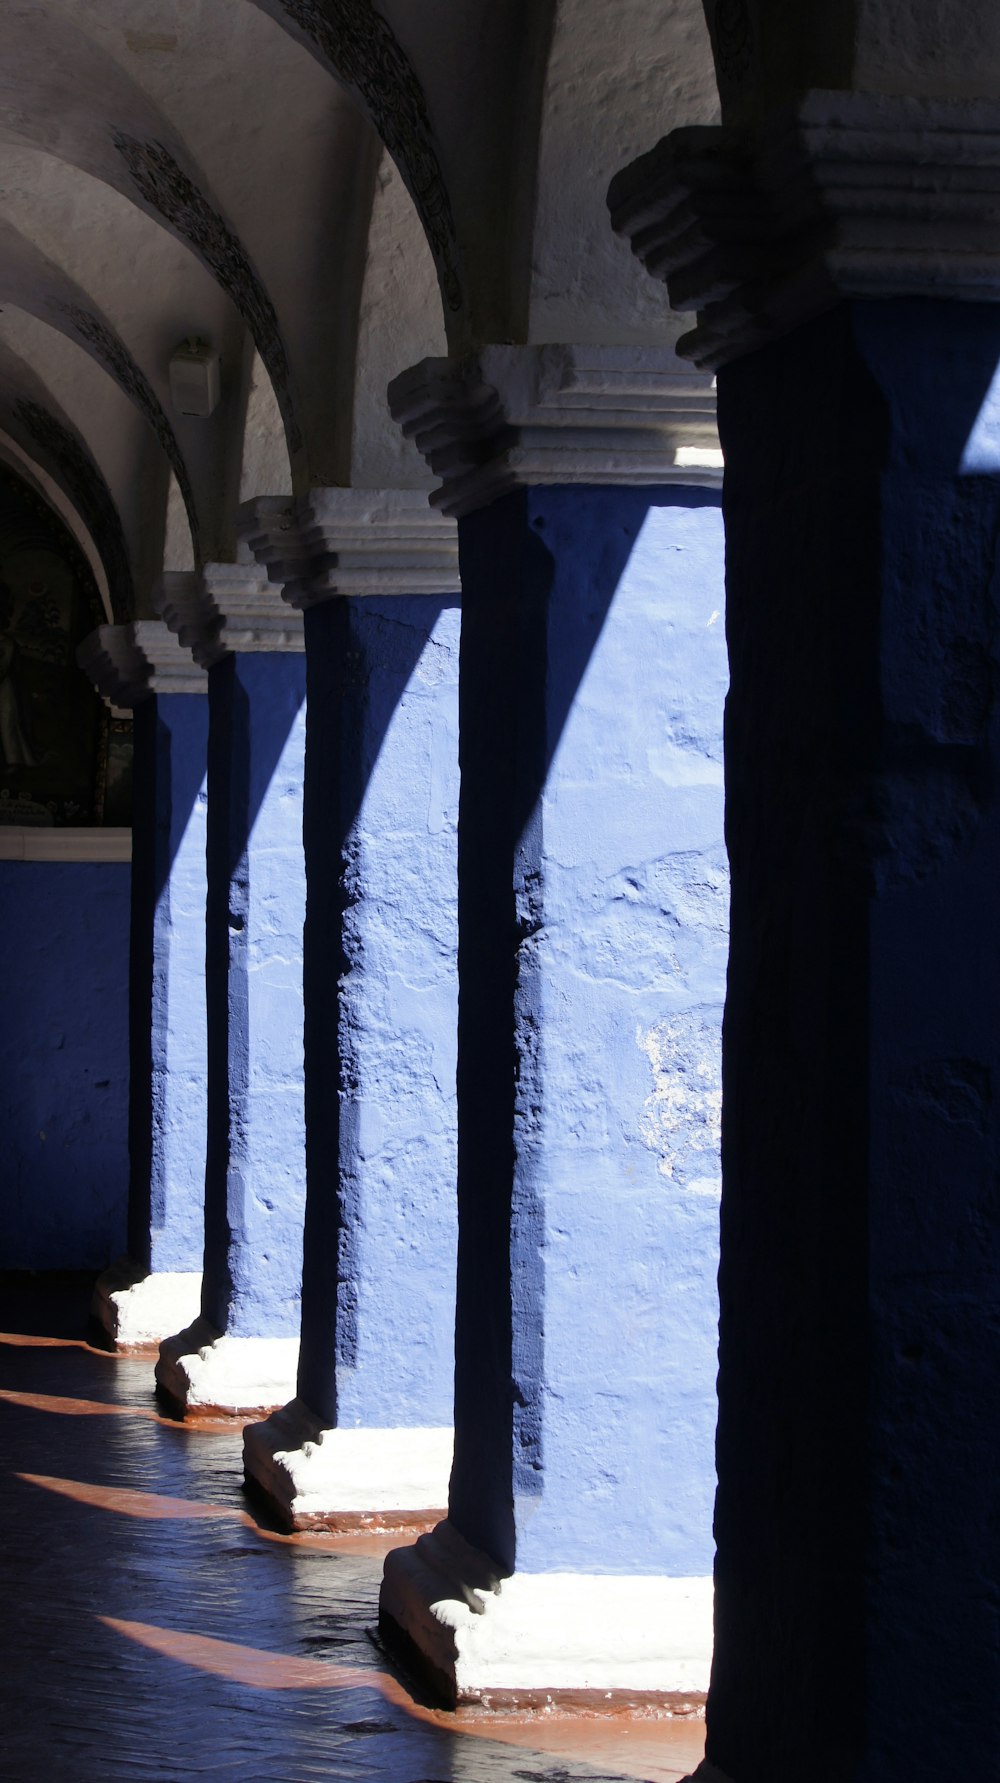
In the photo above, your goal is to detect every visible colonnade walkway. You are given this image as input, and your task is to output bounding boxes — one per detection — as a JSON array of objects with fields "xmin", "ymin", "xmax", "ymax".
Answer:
[{"xmin": 0, "ymin": 1277, "xmax": 705, "ymax": 1783}]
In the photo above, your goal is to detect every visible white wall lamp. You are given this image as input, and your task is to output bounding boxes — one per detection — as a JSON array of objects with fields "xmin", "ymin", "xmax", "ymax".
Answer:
[{"xmin": 169, "ymin": 338, "xmax": 221, "ymax": 418}]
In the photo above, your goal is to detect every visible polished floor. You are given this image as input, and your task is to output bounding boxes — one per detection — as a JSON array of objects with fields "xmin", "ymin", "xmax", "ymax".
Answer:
[{"xmin": 0, "ymin": 1278, "xmax": 705, "ymax": 1783}]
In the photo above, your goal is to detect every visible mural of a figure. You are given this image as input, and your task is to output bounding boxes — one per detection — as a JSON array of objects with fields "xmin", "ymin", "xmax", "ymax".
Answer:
[{"xmin": 0, "ymin": 629, "xmax": 37, "ymax": 768}]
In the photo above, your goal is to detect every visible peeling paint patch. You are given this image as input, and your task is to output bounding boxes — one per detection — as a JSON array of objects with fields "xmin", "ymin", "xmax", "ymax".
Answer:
[{"xmin": 638, "ymin": 1016, "xmax": 722, "ymax": 1192}]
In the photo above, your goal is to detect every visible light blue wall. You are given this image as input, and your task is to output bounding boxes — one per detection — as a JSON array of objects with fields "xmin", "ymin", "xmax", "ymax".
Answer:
[
  {"xmin": 449, "ymin": 487, "xmax": 726, "ymax": 1578},
  {"xmin": 130, "ymin": 695, "xmax": 208, "ymax": 1275},
  {"xmin": 0, "ymin": 860, "xmax": 130, "ymax": 1268},
  {"xmin": 298, "ymin": 595, "xmax": 459, "ymax": 1430},
  {"xmin": 203, "ymin": 653, "xmax": 306, "ymax": 1339}
]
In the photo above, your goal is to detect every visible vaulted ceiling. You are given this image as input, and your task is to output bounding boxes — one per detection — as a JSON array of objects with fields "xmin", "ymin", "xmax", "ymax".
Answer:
[{"xmin": 0, "ymin": 1, "xmax": 718, "ymax": 617}]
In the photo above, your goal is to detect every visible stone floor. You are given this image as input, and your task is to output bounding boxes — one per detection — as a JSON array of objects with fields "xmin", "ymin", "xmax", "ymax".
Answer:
[{"xmin": 0, "ymin": 1278, "xmax": 705, "ymax": 1783}]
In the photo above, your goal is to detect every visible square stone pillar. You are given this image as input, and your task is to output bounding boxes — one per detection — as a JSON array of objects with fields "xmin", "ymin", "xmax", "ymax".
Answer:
[
  {"xmin": 377, "ymin": 347, "xmax": 727, "ymax": 1704},
  {"xmin": 613, "ymin": 92, "xmax": 1000, "ymax": 1780},
  {"xmin": 152, "ymin": 569, "xmax": 306, "ymax": 1417},
  {"xmin": 78, "ymin": 622, "xmax": 207, "ymax": 1348},
  {"xmin": 237, "ymin": 492, "xmax": 461, "ymax": 1528}
]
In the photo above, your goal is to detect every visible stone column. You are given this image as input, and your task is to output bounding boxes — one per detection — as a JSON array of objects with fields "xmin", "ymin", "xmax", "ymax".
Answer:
[
  {"xmin": 237, "ymin": 491, "xmax": 461, "ymax": 1528},
  {"xmin": 151, "ymin": 567, "xmax": 307, "ymax": 1417},
  {"xmin": 377, "ymin": 347, "xmax": 728, "ymax": 1704},
  {"xmin": 612, "ymin": 91, "xmax": 1000, "ymax": 1781},
  {"xmin": 78, "ymin": 622, "xmax": 207, "ymax": 1349}
]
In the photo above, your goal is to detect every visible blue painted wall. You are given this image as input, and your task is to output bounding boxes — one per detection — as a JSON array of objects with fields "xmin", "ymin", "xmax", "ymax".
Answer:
[
  {"xmin": 203, "ymin": 652, "xmax": 306, "ymax": 1339},
  {"xmin": 130, "ymin": 695, "xmax": 208, "ymax": 1274},
  {"xmin": 449, "ymin": 487, "xmax": 727, "ymax": 1578},
  {"xmin": 0, "ymin": 860, "xmax": 130, "ymax": 1268},
  {"xmin": 298, "ymin": 595, "xmax": 459, "ymax": 1430},
  {"xmin": 709, "ymin": 300, "xmax": 1000, "ymax": 1783}
]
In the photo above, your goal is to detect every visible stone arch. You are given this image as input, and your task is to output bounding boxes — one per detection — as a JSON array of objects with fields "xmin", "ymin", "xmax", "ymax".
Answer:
[
  {"xmin": 0, "ymin": 6, "xmax": 304, "ymax": 475},
  {"xmin": 0, "ymin": 215, "xmax": 200, "ymax": 565}
]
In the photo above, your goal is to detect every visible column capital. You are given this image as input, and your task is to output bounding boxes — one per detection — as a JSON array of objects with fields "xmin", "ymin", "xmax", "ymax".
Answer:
[
  {"xmin": 155, "ymin": 565, "xmax": 304, "ymax": 662},
  {"xmin": 77, "ymin": 620, "xmax": 208, "ymax": 706},
  {"xmin": 609, "ymin": 90, "xmax": 1000, "ymax": 370},
  {"xmin": 387, "ymin": 343, "xmax": 721, "ymax": 517},
  {"xmin": 238, "ymin": 488, "xmax": 460, "ymax": 608}
]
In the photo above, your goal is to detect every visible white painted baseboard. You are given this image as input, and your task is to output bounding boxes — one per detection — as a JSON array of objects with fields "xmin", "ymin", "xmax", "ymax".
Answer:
[
  {"xmin": 243, "ymin": 1397, "xmax": 453, "ymax": 1525},
  {"xmin": 380, "ymin": 1518, "xmax": 714, "ymax": 1700},
  {"xmin": 155, "ymin": 1316, "xmax": 299, "ymax": 1415},
  {"xmin": 91, "ymin": 1259, "xmax": 201, "ymax": 1349}
]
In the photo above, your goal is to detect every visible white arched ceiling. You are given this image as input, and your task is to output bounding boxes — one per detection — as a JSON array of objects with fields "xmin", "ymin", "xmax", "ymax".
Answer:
[
  {"xmin": 0, "ymin": 307, "xmax": 172, "ymax": 605},
  {"xmin": 0, "ymin": 3, "xmax": 308, "ymax": 476},
  {"xmin": 0, "ymin": 334, "xmax": 140, "ymax": 619},
  {"xmin": 41, "ymin": 0, "xmax": 390, "ymax": 486},
  {"xmin": 241, "ymin": 0, "xmax": 715, "ymax": 350},
  {"xmin": 239, "ymin": 346, "xmax": 293, "ymax": 506},
  {"xmin": 0, "ymin": 181, "xmax": 219, "ymax": 560},
  {"xmin": 0, "ymin": 142, "xmax": 252, "ymax": 553},
  {"xmin": 527, "ymin": 0, "xmax": 720, "ymax": 347},
  {"xmin": 349, "ymin": 150, "xmax": 445, "ymax": 490}
]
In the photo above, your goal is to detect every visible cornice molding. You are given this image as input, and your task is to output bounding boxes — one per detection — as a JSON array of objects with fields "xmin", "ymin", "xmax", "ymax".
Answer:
[
  {"xmin": 155, "ymin": 566, "xmax": 304, "ymax": 662},
  {"xmin": 609, "ymin": 90, "xmax": 1000, "ymax": 369},
  {"xmin": 238, "ymin": 489, "xmax": 460, "ymax": 608},
  {"xmin": 77, "ymin": 620, "xmax": 208, "ymax": 705},
  {"xmin": 387, "ymin": 344, "xmax": 722, "ymax": 516}
]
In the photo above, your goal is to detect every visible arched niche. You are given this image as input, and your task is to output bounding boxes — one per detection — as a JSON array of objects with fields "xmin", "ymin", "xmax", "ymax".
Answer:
[{"xmin": 0, "ymin": 465, "xmax": 130, "ymax": 829}]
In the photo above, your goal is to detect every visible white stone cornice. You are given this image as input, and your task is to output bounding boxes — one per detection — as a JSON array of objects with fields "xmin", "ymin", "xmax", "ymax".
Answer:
[
  {"xmin": 154, "ymin": 566, "xmax": 304, "ymax": 662},
  {"xmin": 609, "ymin": 90, "xmax": 1000, "ymax": 369},
  {"xmin": 154, "ymin": 571, "xmax": 225, "ymax": 669},
  {"xmin": 386, "ymin": 344, "xmax": 722, "ymax": 516},
  {"xmin": 77, "ymin": 620, "xmax": 207, "ymax": 705},
  {"xmin": 238, "ymin": 488, "xmax": 460, "ymax": 608}
]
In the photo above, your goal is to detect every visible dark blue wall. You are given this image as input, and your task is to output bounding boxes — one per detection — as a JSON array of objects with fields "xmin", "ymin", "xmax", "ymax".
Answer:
[{"xmin": 0, "ymin": 859, "xmax": 130, "ymax": 1268}]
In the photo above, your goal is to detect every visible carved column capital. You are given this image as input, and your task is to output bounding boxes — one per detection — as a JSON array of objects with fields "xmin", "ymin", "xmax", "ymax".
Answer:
[
  {"xmin": 609, "ymin": 91, "xmax": 1000, "ymax": 369},
  {"xmin": 155, "ymin": 565, "xmax": 304, "ymax": 662},
  {"xmin": 77, "ymin": 620, "xmax": 208, "ymax": 705},
  {"xmin": 386, "ymin": 343, "xmax": 721, "ymax": 516},
  {"xmin": 238, "ymin": 488, "xmax": 460, "ymax": 608}
]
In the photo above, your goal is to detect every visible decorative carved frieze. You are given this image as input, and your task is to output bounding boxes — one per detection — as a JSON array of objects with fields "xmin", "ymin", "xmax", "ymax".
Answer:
[
  {"xmin": 238, "ymin": 488, "xmax": 460, "ymax": 607},
  {"xmin": 609, "ymin": 91, "xmax": 1000, "ymax": 369},
  {"xmin": 387, "ymin": 344, "xmax": 722, "ymax": 516},
  {"xmin": 155, "ymin": 565, "xmax": 304, "ymax": 662},
  {"xmin": 77, "ymin": 620, "xmax": 208, "ymax": 706}
]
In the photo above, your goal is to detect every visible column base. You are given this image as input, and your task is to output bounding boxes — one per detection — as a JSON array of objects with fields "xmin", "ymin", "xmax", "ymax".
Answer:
[
  {"xmin": 91, "ymin": 1258, "xmax": 202, "ymax": 1351},
  {"xmin": 379, "ymin": 1519, "xmax": 713, "ymax": 1708},
  {"xmin": 155, "ymin": 1316, "xmax": 299, "ymax": 1418},
  {"xmin": 242, "ymin": 1397, "xmax": 452, "ymax": 1532}
]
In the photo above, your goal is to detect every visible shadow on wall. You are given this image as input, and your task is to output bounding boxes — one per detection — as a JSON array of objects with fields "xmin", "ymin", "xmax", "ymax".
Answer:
[{"xmin": 0, "ymin": 859, "xmax": 131, "ymax": 1267}]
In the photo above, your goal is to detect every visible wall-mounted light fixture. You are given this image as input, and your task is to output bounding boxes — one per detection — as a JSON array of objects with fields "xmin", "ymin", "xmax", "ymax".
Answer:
[{"xmin": 169, "ymin": 338, "xmax": 220, "ymax": 418}]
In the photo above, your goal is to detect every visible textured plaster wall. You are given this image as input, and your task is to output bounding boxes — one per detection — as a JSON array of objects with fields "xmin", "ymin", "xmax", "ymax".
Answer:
[
  {"xmin": 203, "ymin": 653, "xmax": 306, "ymax": 1340},
  {"xmin": 710, "ymin": 300, "xmax": 1000, "ymax": 1781},
  {"xmin": 298, "ymin": 595, "xmax": 459, "ymax": 1431},
  {"xmin": 449, "ymin": 487, "xmax": 727, "ymax": 1578},
  {"xmin": 0, "ymin": 860, "xmax": 130, "ymax": 1268},
  {"xmin": 130, "ymin": 694, "xmax": 208, "ymax": 1274},
  {"xmin": 349, "ymin": 154, "xmax": 443, "ymax": 490},
  {"xmin": 529, "ymin": 0, "xmax": 718, "ymax": 345}
]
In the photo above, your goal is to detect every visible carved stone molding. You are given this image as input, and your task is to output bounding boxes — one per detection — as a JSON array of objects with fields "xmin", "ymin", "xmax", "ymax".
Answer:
[
  {"xmin": 609, "ymin": 91, "xmax": 1000, "ymax": 369},
  {"xmin": 77, "ymin": 620, "xmax": 207, "ymax": 706},
  {"xmin": 238, "ymin": 488, "xmax": 460, "ymax": 608},
  {"xmin": 387, "ymin": 344, "xmax": 722, "ymax": 517},
  {"xmin": 155, "ymin": 565, "xmax": 304, "ymax": 663}
]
